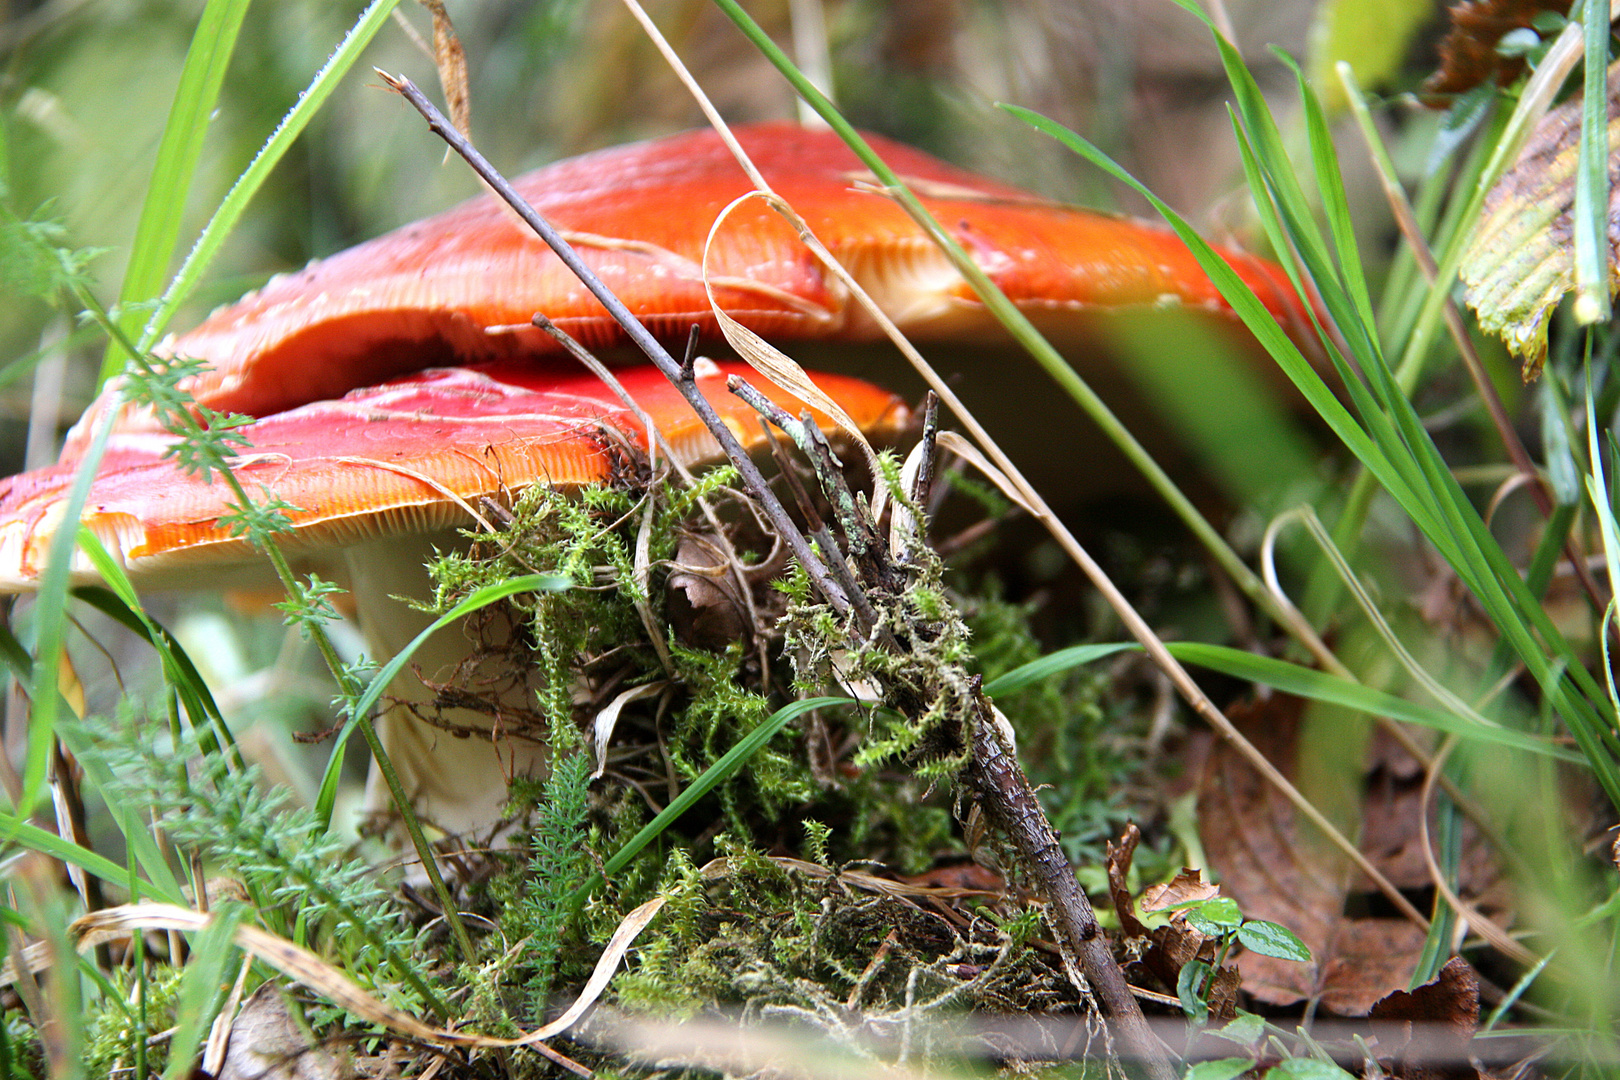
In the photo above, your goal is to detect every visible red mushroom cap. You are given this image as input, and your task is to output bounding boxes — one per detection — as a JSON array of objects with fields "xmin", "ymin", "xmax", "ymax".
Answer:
[
  {"xmin": 0, "ymin": 361, "xmax": 906, "ymax": 590},
  {"xmin": 69, "ymin": 122, "xmax": 1312, "ymax": 451}
]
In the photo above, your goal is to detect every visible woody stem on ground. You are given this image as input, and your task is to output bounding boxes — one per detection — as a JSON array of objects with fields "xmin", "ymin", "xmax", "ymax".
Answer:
[{"xmin": 384, "ymin": 72, "xmax": 1174, "ymax": 1080}]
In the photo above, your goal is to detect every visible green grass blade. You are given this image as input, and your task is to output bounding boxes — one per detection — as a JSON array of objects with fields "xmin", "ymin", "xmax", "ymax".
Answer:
[
  {"xmin": 98, "ymin": 0, "xmax": 252, "ymax": 383},
  {"xmin": 134, "ymin": 0, "xmax": 402, "ymax": 355},
  {"xmin": 601, "ymin": 695, "xmax": 855, "ymax": 879},
  {"xmin": 1572, "ymin": 0, "xmax": 1612, "ymax": 325},
  {"xmin": 986, "ymin": 639, "xmax": 1579, "ymax": 761},
  {"xmin": 16, "ymin": 412, "xmax": 116, "ymax": 839},
  {"xmin": 1000, "ymin": 105, "xmax": 1420, "ymax": 514},
  {"xmin": 1166, "ymin": 642, "xmax": 1577, "ymax": 760},
  {"xmin": 982, "ymin": 643, "xmax": 1133, "ymax": 696},
  {"xmin": 0, "ymin": 813, "xmax": 181, "ymax": 902},
  {"xmin": 1285, "ymin": 52, "xmax": 1376, "ymax": 334},
  {"xmin": 161, "ymin": 902, "xmax": 244, "ymax": 1080},
  {"xmin": 70, "ymin": 548, "xmax": 236, "ymax": 759}
]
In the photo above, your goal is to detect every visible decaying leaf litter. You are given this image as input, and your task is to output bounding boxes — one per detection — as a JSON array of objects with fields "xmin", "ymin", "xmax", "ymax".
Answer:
[{"xmin": 3, "ymin": 0, "xmax": 1620, "ymax": 1075}]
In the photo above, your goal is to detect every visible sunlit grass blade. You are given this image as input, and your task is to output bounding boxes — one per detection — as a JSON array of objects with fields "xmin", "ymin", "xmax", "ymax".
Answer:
[
  {"xmin": 132, "ymin": 0, "xmax": 403, "ymax": 358},
  {"xmin": 1286, "ymin": 51, "xmax": 1377, "ymax": 337},
  {"xmin": 98, "ymin": 0, "xmax": 252, "ymax": 382}
]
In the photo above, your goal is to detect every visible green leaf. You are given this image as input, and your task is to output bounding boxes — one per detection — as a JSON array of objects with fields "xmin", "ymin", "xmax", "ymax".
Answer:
[
  {"xmin": 1265, "ymin": 1059, "xmax": 1355, "ymax": 1080},
  {"xmin": 1184, "ymin": 1060, "xmax": 1256, "ymax": 1080},
  {"xmin": 1238, "ymin": 919, "xmax": 1312, "ymax": 963},
  {"xmin": 982, "ymin": 643, "xmax": 1133, "ymax": 696},
  {"xmin": 162, "ymin": 903, "xmax": 245, "ymax": 1080},
  {"xmin": 1176, "ymin": 958, "xmax": 1211, "ymax": 1023},
  {"xmin": 1211, "ymin": 1011, "xmax": 1266, "ymax": 1047},
  {"xmin": 1184, "ymin": 896, "xmax": 1242, "ymax": 934}
]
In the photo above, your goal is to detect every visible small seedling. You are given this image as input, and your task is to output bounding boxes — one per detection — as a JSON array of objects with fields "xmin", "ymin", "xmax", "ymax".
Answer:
[{"xmin": 1171, "ymin": 895, "xmax": 1310, "ymax": 1023}]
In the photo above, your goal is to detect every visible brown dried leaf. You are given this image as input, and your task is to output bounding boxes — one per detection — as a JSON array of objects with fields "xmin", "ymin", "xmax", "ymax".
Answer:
[
  {"xmin": 899, "ymin": 862, "xmax": 1007, "ymax": 893},
  {"xmin": 1424, "ymin": 0, "xmax": 1573, "ymax": 102},
  {"xmin": 1461, "ymin": 61, "xmax": 1620, "ymax": 377},
  {"xmin": 1107, "ymin": 824, "xmax": 1150, "ymax": 938},
  {"xmin": 420, "ymin": 0, "xmax": 469, "ymax": 139},
  {"xmin": 1139, "ymin": 868, "xmax": 1221, "ymax": 914},
  {"xmin": 667, "ymin": 533, "xmax": 747, "ymax": 648},
  {"xmin": 1368, "ymin": 956, "xmax": 1482, "ymax": 1080},
  {"xmin": 1198, "ymin": 695, "xmax": 1429, "ymax": 1015},
  {"xmin": 219, "ymin": 984, "xmax": 348, "ymax": 1080},
  {"xmin": 1108, "ymin": 828, "xmax": 1240, "ymax": 1020}
]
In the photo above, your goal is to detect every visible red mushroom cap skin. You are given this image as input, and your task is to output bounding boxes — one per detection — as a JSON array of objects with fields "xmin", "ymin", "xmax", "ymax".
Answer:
[{"xmin": 69, "ymin": 122, "xmax": 1313, "ymax": 451}]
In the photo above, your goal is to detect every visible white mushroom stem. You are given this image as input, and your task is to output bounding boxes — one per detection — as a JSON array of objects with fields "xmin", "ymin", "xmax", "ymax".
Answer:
[{"xmin": 345, "ymin": 530, "xmax": 549, "ymax": 839}]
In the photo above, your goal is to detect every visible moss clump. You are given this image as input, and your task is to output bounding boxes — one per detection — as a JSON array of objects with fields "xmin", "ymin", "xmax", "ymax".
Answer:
[
  {"xmin": 412, "ymin": 458, "xmax": 1141, "ymax": 1074},
  {"xmin": 608, "ymin": 836, "xmax": 1090, "ymax": 1064}
]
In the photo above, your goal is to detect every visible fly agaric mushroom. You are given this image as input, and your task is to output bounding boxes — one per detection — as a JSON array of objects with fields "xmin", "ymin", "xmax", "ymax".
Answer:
[
  {"xmin": 4, "ymin": 122, "xmax": 1314, "ymax": 835},
  {"xmin": 0, "ymin": 359, "xmax": 907, "ymax": 830}
]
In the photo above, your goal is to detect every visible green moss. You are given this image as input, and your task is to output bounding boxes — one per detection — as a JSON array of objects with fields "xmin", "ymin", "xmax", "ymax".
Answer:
[
  {"xmin": 412, "ymin": 468, "xmax": 1137, "ymax": 1070},
  {"xmin": 80, "ymin": 966, "xmax": 183, "ymax": 1078}
]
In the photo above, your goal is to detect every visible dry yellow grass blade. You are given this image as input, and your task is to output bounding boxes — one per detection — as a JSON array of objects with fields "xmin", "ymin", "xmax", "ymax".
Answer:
[
  {"xmin": 703, "ymin": 191, "xmax": 880, "ymax": 465},
  {"xmin": 63, "ymin": 897, "xmax": 665, "ymax": 1049}
]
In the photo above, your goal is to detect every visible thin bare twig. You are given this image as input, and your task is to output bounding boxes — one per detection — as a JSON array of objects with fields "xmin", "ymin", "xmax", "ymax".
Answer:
[{"xmin": 378, "ymin": 72, "xmax": 852, "ymax": 626}]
